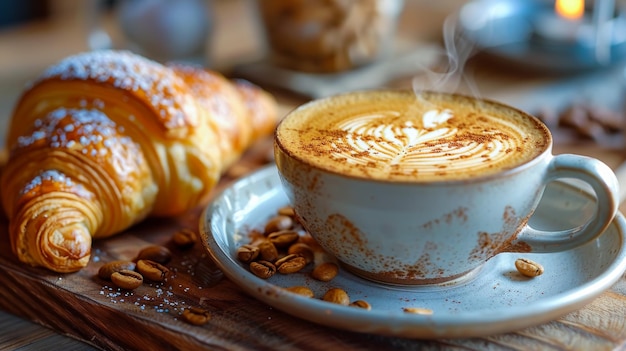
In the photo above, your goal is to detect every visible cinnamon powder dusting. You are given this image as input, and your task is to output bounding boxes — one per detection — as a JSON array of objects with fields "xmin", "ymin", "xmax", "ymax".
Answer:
[
  {"xmin": 318, "ymin": 212, "xmax": 468, "ymax": 284},
  {"xmin": 468, "ymin": 206, "xmax": 532, "ymax": 261}
]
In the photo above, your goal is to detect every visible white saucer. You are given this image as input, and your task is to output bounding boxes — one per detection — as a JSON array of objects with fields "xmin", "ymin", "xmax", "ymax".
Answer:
[{"xmin": 200, "ymin": 165, "xmax": 626, "ymax": 339}]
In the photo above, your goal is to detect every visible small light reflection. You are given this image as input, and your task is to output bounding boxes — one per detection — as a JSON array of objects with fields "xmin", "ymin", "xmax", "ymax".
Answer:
[{"xmin": 555, "ymin": 0, "xmax": 585, "ymax": 20}]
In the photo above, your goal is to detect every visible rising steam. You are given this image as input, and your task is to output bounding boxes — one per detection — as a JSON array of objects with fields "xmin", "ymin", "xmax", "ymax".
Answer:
[{"xmin": 412, "ymin": 14, "xmax": 480, "ymax": 97}]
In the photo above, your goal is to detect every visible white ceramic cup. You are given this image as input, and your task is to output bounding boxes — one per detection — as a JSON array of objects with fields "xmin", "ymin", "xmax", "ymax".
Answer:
[{"xmin": 274, "ymin": 90, "xmax": 620, "ymax": 285}]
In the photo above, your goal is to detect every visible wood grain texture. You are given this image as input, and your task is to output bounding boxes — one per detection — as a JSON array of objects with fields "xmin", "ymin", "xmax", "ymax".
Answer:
[{"xmin": 0, "ymin": 140, "xmax": 625, "ymax": 351}]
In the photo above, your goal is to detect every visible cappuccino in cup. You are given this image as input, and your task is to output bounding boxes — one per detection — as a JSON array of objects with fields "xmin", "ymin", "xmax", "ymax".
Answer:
[
  {"xmin": 276, "ymin": 90, "xmax": 548, "ymax": 181},
  {"xmin": 275, "ymin": 90, "xmax": 618, "ymax": 285}
]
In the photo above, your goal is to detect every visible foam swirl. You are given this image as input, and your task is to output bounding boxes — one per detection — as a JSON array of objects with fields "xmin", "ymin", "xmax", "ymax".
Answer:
[
  {"xmin": 276, "ymin": 91, "xmax": 549, "ymax": 181},
  {"xmin": 329, "ymin": 109, "xmax": 520, "ymax": 177}
]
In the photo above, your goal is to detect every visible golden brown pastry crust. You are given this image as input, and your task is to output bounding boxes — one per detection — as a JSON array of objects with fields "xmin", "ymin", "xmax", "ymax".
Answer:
[{"xmin": 1, "ymin": 50, "xmax": 278, "ymax": 272}]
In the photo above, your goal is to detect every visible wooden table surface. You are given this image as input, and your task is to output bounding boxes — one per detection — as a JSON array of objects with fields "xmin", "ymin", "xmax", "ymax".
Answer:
[{"xmin": 1, "ymin": 0, "xmax": 626, "ymax": 350}]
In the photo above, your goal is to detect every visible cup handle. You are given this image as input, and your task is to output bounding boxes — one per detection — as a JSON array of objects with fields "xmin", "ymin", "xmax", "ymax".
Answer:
[{"xmin": 514, "ymin": 154, "xmax": 619, "ymax": 253}]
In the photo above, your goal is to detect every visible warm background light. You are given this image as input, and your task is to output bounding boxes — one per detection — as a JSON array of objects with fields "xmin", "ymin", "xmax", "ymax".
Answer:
[{"xmin": 555, "ymin": 0, "xmax": 585, "ymax": 20}]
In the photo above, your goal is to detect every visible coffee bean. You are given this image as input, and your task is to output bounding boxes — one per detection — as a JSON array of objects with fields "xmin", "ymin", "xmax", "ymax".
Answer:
[
  {"xmin": 250, "ymin": 260, "xmax": 276, "ymax": 279},
  {"xmin": 287, "ymin": 242, "xmax": 314, "ymax": 264},
  {"xmin": 267, "ymin": 230, "xmax": 299, "ymax": 247},
  {"xmin": 111, "ymin": 270, "xmax": 143, "ymax": 290},
  {"xmin": 275, "ymin": 254, "xmax": 307, "ymax": 274},
  {"xmin": 322, "ymin": 288, "xmax": 350, "ymax": 305},
  {"xmin": 181, "ymin": 307, "xmax": 211, "ymax": 326},
  {"xmin": 226, "ymin": 163, "xmax": 252, "ymax": 179},
  {"xmin": 136, "ymin": 259, "xmax": 169, "ymax": 282},
  {"xmin": 514, "ymin": 258, "xmax": 544, "ymax": 277},
  {"xmin": 172, "ymin": 229, "xmax": 197, "ymax": 249},
  {"xmin": 403, "ymin": 307, "xmax": 433, "ymax": 315},
  {"xmin": 136, "ymin": 245, "xmax": 172, "ymax": 264},
  {"xmin": 349, "ymin": 300, "xmax": 372, "ymax": 310},
  {"xmin": 311, "ymin": 262, "xmax": 338, "ymax": 282},
  {"xmin": 285, "ymin": 286, "xmax": 314, "ymax": 298},
  {"xmin": 237, "ymin": 244, "xmax": 260, "ymax": 263},
  {"xmin": 277, "ymin": 206, "xmax": 296, "ymax": 218},
  {"xmin": 264, "ymin": 215, "xmax": 294, "ymax": 234},
  {"xmin": 98, "ymin": 260, "xmax": 136, "ymax": 280},
  {"xmin": 257, "ymin": 240, "xmax": 279, "ymax": 262}
]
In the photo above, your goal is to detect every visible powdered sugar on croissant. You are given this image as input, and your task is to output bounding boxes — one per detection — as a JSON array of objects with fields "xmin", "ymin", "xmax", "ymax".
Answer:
[{"xmin": 1, "ymin": 50, "xmax": 278, "ymax": 272}]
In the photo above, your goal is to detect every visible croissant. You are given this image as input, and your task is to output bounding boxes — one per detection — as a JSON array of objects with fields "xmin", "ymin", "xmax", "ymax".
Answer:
[{"xmin": 0, "ymin": 50, "xmax": 278, "ymax": 273}]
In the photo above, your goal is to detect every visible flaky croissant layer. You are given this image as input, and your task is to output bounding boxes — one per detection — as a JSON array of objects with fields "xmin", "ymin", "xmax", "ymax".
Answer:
[{"xmin": 1, "ymin": 50, "xmax": 278, "ymax": 272}]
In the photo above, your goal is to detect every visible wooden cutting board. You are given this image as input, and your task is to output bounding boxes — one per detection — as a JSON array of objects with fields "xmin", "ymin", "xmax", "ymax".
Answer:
[{"xmin": 1, "ymin": 139, "xmax": 626, "ymax": 351}]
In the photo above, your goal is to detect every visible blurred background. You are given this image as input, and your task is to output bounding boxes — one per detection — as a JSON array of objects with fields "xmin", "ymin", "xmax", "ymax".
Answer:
[
  {"xmin": 0, "ymin": 0, "xmax": 624, "ymax": 167},
  {"xmin": 0, "ymin": 0, "xmax": 624, "ymax": 150}
]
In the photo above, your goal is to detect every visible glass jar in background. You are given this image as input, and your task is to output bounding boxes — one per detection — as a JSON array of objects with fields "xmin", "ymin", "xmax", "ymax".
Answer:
[{"xmin": 256, "ymin": 0, "xmax": 405, "ymax": 73}]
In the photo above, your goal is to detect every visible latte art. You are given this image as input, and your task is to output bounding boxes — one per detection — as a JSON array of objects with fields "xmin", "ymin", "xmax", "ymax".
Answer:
[
  {"xmin": 276, "ymin": 91, "xmax": 550, "ymax": 181},
  {"xmin": 330, "ymin": 109, "xmax": 522, "ymax": 177}
]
